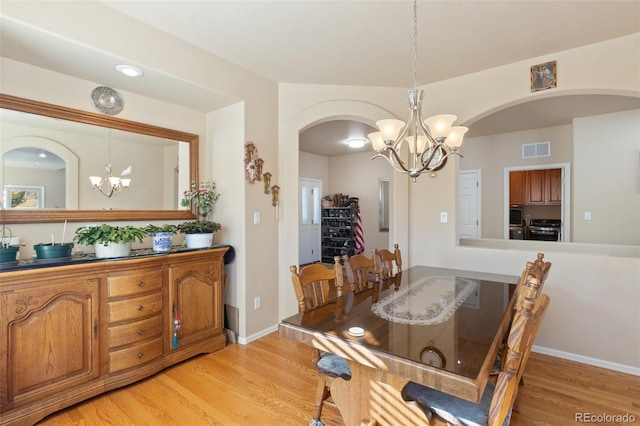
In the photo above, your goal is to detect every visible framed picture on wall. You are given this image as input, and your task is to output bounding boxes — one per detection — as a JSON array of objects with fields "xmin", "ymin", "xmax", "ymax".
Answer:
[
  {"xmin": 3, "ymin": 185, "xmax": 45, "ymax": 208},
  {"xmin": 530, "ymin": 60, "xmax": 557, "ymax": 92}
]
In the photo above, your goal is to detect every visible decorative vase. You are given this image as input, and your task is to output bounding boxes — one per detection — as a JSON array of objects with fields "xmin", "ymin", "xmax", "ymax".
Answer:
[
  {"xmin": 150, "ymin": 232, "xmax": 174, "ymax": 252},
  {"xmin": 95, "ymin": 241, "xmax": 132, "ymax": 258},
  {"xmin": 185, "ymin": 233, "xmax": 213, "ymax": 249}
]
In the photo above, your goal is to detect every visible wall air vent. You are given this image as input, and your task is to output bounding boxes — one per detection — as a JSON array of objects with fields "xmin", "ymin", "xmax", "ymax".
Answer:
[{"xmin": 522, "ymin": 141, "xmax": 551, "ymax": 158}]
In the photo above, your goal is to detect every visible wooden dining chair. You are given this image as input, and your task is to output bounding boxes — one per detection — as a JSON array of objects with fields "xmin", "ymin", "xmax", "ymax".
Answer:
[
  {"xmin": 289, "ymin": 256, "xmax": 351, "ymax": 426},
  {"xmin": 342, "ymin": 251, "xmax": 382, "ymax": 294},
  {"xmin": 401, "ymin": 270, "xmax": 551, "ymax": 426},
  {"xmin": 373, "ymin": 243, "xmax": 403, "ymax": 290}
]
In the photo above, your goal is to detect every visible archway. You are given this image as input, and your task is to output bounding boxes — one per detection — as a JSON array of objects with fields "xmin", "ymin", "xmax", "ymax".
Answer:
[{"xmin": 279, "ymin": 100, "xmax": 410, "ymax": 318}]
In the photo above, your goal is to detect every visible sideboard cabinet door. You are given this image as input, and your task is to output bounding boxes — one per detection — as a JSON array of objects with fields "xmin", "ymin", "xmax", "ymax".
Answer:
[
  {"xmin": 0, "ymin": 277, "xmax": 100, "ymax": 411},
  {"xmin": 169, "ymin": 258, "xmax": 223, "ymax": 349}
]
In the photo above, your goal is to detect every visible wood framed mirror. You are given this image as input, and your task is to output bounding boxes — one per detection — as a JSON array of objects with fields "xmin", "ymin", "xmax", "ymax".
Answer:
[{"xmin": 0, "ymin": 94, "xmax": 199, "ymax": 224}]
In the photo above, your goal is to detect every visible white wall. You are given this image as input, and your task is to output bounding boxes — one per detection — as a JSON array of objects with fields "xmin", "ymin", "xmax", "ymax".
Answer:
[
  {"xmin": 299, "ymin": 151, "xmax": 329, "ymax": 184},
  {"xmin": 573, "ymin": 109, "xmax": 640, "ymax": 245},
  {"xmin": 328, "ymin": 151, "xmax": 391, "ymax": 255}
]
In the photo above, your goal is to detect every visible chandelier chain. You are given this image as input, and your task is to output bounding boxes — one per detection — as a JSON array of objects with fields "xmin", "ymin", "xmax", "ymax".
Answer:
[
  {"xmin": 368, "ymin": 0, "xmax": 468, "ymax": 182},
  {"xmin": 413, "ymin": 0, "xmax": 418, "ymax": 89}
]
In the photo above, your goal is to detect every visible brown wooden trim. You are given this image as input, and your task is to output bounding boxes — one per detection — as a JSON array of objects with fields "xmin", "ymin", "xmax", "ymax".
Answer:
[{"xmin": 1, "ymin": 94, "xmax": 199, "ymax": 224}]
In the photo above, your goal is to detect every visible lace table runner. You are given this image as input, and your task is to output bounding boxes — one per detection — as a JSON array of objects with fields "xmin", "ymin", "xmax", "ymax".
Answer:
[{"xmin": 372, "ymin": 276, "xmax": 479, "ymax": 325}]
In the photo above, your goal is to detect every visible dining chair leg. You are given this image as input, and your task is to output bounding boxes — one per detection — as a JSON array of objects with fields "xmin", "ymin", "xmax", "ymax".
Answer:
[{"xmin": 311, "ymin": 376, "xmax": 329, "ymax": 426}]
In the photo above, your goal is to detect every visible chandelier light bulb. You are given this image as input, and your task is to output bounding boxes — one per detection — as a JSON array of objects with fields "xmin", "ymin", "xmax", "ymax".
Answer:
[
  {"xmin": 424, "ymin": 114, "xmax": 458, "ymax": 140},
  {"xmin": 376, "ymin": 119, "xmax": 405, "ymax": 142},
  {"xmin": 446, "ymin": 126, "xmax": 469, "ymax": 150},
  {"xmin": 368, "ymin": 132, "xmax": 386, "ymax": 152}
]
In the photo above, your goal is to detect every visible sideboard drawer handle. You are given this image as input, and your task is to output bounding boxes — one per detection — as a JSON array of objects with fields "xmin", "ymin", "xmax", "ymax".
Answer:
[
  {"xmin": 138, "ymin": 281, "xmax": 145, "ymax": 287},
  {"xmin": 137, "ymin": 353, "xmax": 144, "ymax": 359},
  {"xmin": 138, "ymin": 305, "xmax": 144, "ymax": 311},
  {"xmin": 137, "ymin": 329, "xmax": 144, "ymax": 335}
]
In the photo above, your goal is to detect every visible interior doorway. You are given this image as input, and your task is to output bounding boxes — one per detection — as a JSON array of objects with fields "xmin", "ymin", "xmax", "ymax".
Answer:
[
  {"xmin": 299, "ymin": 178, "xmax": 322, "ymax": 264},
  {"xmin": 459, "ymin": 170, "xmax": 481, "ymax": 239}
]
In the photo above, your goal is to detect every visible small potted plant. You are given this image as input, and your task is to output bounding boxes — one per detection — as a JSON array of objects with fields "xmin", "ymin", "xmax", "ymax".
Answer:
[
  {"xmin": 0, "ymin": 202, "xmax": 19, "ymax": 265},
  {"xmin": 144, "ymin": 224, "xmax": 178, "ymax": 252},
  {"xmin": 74, "ymin": 224, "xmax": 147, "ymax": 258},
  {"xmin": 181, "ymin": 180, "xmax": 220, "ymax": 222},
  {"xmin": 0, "ymin": 233, "xmax": 19, "ymax": 264},
  {"xmin": 180, "ymin": 180, "xmax": 222, "ymax": 249},
  {"xmin": 177, "ymin": 220, "xmax": 222, "ymax": 249}
]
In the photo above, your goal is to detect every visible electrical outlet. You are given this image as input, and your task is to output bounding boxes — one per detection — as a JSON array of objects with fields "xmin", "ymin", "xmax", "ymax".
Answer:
[
  {"xmin": 254, "ymin": 296, "xmax": 261, "ymax": 310},
  {"xmin": 440, "ymin": 212, "xmax": 448, "ymax": 223}
]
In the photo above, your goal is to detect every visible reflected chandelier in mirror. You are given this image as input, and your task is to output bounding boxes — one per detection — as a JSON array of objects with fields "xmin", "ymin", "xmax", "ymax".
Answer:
[{"xmin": 0, "ymin": 94, "xmax": 199, "ymax": 224}]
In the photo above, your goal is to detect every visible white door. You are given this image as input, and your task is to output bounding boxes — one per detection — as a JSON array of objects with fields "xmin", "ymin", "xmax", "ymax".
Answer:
[
  {"xmin": 299, "ymin": 178, "xmax": 322, "ymax": 264},
  {"xmin": 459, "ymin": 170, "xmax": 481, "ymax": 239}
]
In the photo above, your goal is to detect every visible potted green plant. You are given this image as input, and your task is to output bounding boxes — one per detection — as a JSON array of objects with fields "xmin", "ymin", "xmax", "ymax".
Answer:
[
  {"xmin": 178, "ymin": 220, "xmax": 222, "ymax": 249},
  {"xmin": 181, "ymin": 180, "xmax": 220, "ymax": 221},
  {"xmin": 74, "ymin": 224, "xmax": 147, "ymax": 258},
  {"xmin": 144, "ymin": 224, "xmax": 178, "ymax": 252},
  {"xmin": 179, "ymin": 180, "xmax": 222, "ymax": 249}
]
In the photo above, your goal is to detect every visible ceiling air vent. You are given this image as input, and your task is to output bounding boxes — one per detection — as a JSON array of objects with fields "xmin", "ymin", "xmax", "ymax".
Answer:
[{"xmin": 522, "ymin": 141, "xmax": 551, "ymax": 158}]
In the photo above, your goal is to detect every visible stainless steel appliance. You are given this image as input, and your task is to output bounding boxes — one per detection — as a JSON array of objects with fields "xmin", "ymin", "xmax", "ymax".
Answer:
[
  {"xmin": 509, "ymin": 207, "xmax": 523, "ymax": 225},
  {"xmin": 527, "ymin": 219, "xmax": 561, "ymax": 241},
  {"xmin": 509, "ymin": 225, "xmax": 524, "ymax": 240}
]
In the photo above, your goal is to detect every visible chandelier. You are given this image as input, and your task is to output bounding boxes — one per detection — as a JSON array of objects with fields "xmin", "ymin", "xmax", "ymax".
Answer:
[
  {"xmin": 88, "ymin": 130, "xmax": 131, "ymax": 198},
  {"xmin": 368, "ymin": 0, "xmax": 468, "ymax": 182}
]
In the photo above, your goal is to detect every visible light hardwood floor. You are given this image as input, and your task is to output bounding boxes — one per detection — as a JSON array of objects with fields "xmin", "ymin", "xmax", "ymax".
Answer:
[{"xmin": 38, "ymin": 332, "xmax": 639, "ymax": 425}]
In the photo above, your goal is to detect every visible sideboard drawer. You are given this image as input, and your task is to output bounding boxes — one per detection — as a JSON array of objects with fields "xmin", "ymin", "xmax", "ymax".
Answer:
[
  {"xmin": 108, "ymin": 314, "xmax": 164, "ymax": 349},
  {"xmin": 109, "ymin": 337, "xmax": 163, "ymax": 373},
  {"xmin": 108, "ymin": 269, "xmax": 163, "ymax": 298},
  {"xmin": 108, "ymin": 292, "xmax": 163, "ymax": 324}
]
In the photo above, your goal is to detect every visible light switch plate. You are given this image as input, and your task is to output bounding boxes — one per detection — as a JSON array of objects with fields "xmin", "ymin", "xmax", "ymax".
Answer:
[
  {"xmin": 440, "ymin": 212, "xmax": 448, "ymax": 223},
  {"xmin": 254, "ymin": 211, "xmax": 261, "ymax": 224}
]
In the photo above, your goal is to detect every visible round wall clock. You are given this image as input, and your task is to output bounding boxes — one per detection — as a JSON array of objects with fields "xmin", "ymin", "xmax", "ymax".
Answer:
[
  {"xmin": 420, "ymin": 342, "xmax": 446, "ymax": 368},
  {"xmin": 91, "ymin": 86, "xmax": 123, "ymax": 115}
]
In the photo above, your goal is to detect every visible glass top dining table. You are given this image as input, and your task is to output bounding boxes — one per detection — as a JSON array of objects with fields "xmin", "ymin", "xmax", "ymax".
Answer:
[{"xmin": 279, "ymin": 265, "xmax": 520, "ymax": 425}]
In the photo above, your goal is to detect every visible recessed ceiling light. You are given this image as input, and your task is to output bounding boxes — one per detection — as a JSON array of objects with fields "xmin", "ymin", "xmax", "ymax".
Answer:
[
  {"xmin": 115, "ymin": 65, "xmax": 144, "ymax": 77},
  {"xmin": 347, "ymin": 139, "xmax": 367, "ymax": 148}
]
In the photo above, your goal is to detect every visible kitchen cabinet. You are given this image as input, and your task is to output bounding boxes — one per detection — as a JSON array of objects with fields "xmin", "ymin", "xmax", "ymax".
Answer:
[
  {"xmin": 547, "ymin": 168, "xmax": 562, "ymax": 204},
  {"xmin": 509, "ymin": 171, "xmax": 525, "ymax": 206},
  {"xmin": 0, "ymin": 247, "xmax": 228, "ymax": 426},
  {"xmin": 525, "ymin": 168, "xmax": 561, "ymax": 205},
  {"xmin": 510, "ymin": 169, "xmax": 561, "ymax": 206}
]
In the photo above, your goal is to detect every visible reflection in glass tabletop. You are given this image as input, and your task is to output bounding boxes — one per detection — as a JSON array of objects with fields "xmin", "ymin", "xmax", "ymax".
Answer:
[{"xmin": 281, "ymin": 265, "xmax": 518, "ymax": 379}]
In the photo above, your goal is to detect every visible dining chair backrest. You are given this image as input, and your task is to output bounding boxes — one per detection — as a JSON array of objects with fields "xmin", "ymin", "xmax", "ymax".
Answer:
[
  {"xmin": 342, "ymin": 251, "xmax": 381, "ymax": 294},
  {"xmin": 488, "ymin": 281, "xmax": 550, "ymax": 425},
  {"xmin": 400, "ymin": 271, "xmax": 550, "ymax": 426},
  {"xmin": 290, "ymin": 256, "xmax": 352, "ymax": 426},
  {"xmin": 374, "ymin": 243, "xmax": 402, "ymax": 280},
  {"xmin": 290, "ymin": 256, "xmax": 344, "ymax": 313},
  {"xmin": 516, "ymin": 252, "xmax": 551, "ymax": 303}
]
